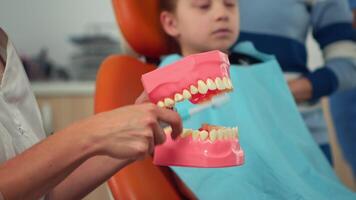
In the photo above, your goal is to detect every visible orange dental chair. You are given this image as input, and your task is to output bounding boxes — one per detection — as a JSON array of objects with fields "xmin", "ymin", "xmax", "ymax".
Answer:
[{"xmin": 94, "ymin": 1, "xmax": 196, "ymax": 199}]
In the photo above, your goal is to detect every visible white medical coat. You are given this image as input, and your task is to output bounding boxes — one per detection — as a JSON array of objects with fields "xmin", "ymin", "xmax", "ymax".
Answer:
[{"xmin": 0, "ymin": 27, "xmax": 46, "ymax": 172}]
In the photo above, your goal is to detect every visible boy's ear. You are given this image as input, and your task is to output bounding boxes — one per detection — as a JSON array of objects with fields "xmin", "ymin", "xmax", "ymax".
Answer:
[{"xmin": 160, "ymin": 11, "xmax": 179, "ymax": 38}]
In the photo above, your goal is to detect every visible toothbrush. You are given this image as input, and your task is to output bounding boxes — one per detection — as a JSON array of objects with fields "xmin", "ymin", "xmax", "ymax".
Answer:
[
  {"xmin": 176, "ymin": 94, "xmax": 230, "ymax": 120},
  {"xmin": 159, "ymin": 94, "xmax": 230, "ymax": 129}
]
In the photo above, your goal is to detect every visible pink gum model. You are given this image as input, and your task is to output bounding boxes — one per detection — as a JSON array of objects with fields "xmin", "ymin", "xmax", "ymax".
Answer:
[
  {"xmin": 141, "ymin": 50, "xmax": 244, "ymax": 168},
  {"xmin": 154, "ymin": 127, "xmax": 244, "ymax": 168},
  {"xmin": 141, "ymin": 50, "xmax": 233, "ymax": 106}
]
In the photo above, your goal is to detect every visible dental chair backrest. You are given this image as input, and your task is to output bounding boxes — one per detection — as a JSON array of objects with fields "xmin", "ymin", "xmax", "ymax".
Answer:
[{"xmin": 94, "ymin": 0, "xmax": 196, "ymax": 199}]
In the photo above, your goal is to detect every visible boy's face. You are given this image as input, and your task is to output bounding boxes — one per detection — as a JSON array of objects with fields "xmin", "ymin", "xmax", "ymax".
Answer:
[{"xmin": 162, "ymin": 0, "xmax": 239, "ymax": 56}]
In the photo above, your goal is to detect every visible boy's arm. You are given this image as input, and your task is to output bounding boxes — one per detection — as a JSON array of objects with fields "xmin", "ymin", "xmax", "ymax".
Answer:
[{"xmin": 306, "ymin": 0, "xmax": 356, "ymax": 101}]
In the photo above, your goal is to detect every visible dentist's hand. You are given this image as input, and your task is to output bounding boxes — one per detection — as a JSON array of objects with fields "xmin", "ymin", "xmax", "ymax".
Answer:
[
  {"xmin": 135, "ymin": 91, "xmax": 150, "ymax": 104},
  {"xmin": 78, "ymin": 103, "xmax": 182, "ymax": 161}
]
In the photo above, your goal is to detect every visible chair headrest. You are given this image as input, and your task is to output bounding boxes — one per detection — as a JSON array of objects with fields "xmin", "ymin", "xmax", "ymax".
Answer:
[{"xmin": 112, "ymin": 0, "xmax": 175, "ymax": 58}]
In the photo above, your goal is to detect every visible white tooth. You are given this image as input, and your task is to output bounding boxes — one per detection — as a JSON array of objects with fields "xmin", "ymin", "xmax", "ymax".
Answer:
[
  {"xmin": 223, "ymin": 77, "xmax": 232, "ymax": 89},
  {"xmin": 190, "ymin": 85, "xmax": 199, "ymax": 95},
  {"xmin": 228, "ymin": 128, "xmax": 234, "ymax": 139},
  {"xmin": 209, "ymin": 129, "xmax": 217, "ymax": 142},
  {"xmin": 222, "ymin": 129, "xmax": 230, "ymax": 140},
  {"xmin": 231, "ymin": 127, "xmax": 238, "ymax": 139},
  {"xmin": 222, "ymin": 128, "xmax": 228, "ymax": 139},
  {"xmin": 197, "ymin": 80, "xmax": 208, "ymax": 94},
  {"xmin": 215, "ymin": 77, "xmax": 226, "ymax": 90},
  {"xmin": 164, "ymin": 98, "xmax": 175, "ymax": 107},
  {"xmin": 231, "ymin": 128, "xmax": 236, "ymax": 138},
  {"xmin": 181, "ymin": 129, "xmax": 193, "ymax": 138},
  {"xmin": 200, "ymin": 130, "xmax": 209, "ymax": 141},
  {"xmin": 217, "ymin": 129, "xmax": 224, "ymax": 140},
  {"xmin": 174, "ymin": 93, "xmax": 184, "ymax": 102},
  {"xmin": 182, "ymin": 89, "xmax": 192, "ymax": 99},
  {"xmin": 164, "ymin": 126, "xmax": 172, "ymax": 133},
  {"xmin": 206, "ymin": 78, "xmax": 217, "ymax": 90},
  {"xmin": 157, "ymin": 101, "xmax": 165, "ymax": 108},
  {"xmin": 232, "ymin": 127, "xmax": 237, "ymax": 133},
  {"xmin": 192, "ymin": 130, "xmax": 200, "ymax": 140},
  {"xmin": 227, "ymin": 78, "xmax": 233, "ymax": 89},
  {"xmin": 235, "ymin": 127, "xmax": 239, "ymax": 139},
  {"xmin": 223, "ymin": 77, "xmax": 229, "ymax": 88}
]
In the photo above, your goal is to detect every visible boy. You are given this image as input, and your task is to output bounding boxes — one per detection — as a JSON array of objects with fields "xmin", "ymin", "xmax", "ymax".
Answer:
[
  {"xmin": 148, "ymin": 0, "xmax": 356, "ymax": 199},
  {"xmin": 160, "ymin": 0, "xmax": 238, "ymax": 56}
]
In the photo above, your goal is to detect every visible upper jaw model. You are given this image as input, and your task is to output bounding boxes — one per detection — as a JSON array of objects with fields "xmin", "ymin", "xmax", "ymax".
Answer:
[{"xmin": 141, "ymin": 50, "xmax": 244, "ymax": 168}]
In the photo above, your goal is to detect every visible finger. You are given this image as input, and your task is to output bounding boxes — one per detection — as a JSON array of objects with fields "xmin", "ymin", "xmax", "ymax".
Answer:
[
  {"xmin": 143, "ymin": 126, "xmax": 157, "ymax": 154},
  {"xmin": 154, "ymin": 107, "xmax": 183, "ymax": 139},
  {"xmin": 151, "ymin": 121, "xmax": 167, "ymax": 145},
  {"xmin": 135, "ymin": 91, "xmax": 150, "ymax": 104},
  {"xmin": 147, "ymin": 135, "xmax": 155, "ymax": 155},
  {"xmin": 137, "ymin": 137, "xmax": 151, "ymax": 161}
]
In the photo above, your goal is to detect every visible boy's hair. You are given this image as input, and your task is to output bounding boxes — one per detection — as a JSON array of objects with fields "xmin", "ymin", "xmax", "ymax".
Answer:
[{"xmin": 159, "ymin": 0, "xmax": 177, "ymax": 12}]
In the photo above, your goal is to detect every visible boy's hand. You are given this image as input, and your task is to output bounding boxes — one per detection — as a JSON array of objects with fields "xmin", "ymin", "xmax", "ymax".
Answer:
[{"xmin": 288, "ymin": 77, "xmax": 312, "ymax": 103}]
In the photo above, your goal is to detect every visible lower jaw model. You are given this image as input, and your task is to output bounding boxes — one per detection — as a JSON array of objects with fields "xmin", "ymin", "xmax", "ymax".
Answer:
[{"xmin": 141, "ymin": 50, "xmax": 244, "ymax": 168}]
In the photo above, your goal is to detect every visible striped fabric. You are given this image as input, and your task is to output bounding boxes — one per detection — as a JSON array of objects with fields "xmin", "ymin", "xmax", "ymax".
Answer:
[
  {"xmin": 236, "ymin": 0, "xmax": 356, "ymax": 101},
  {"xmin": 349, "ymin": 0, "xmax": 356, "ymax": 9}
]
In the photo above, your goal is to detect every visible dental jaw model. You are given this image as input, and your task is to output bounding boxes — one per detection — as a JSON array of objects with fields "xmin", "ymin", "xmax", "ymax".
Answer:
[{"xmin": 141, "ymin": 50, "xmax": 244, "ymax": 168}]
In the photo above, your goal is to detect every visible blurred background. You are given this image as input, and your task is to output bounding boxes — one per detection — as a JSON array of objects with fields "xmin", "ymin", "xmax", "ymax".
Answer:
[
  {"xmin": 1, "ymin": 2, "xmax": 121, "ymax": 198},
  {"xmin": 0, "ymin": 0, "xmax": 121, "ymax": 81},
  {"xmin": 0, "ymin": 0, "xmax": 354, "ymax": 199},
  {"xmin": 0, "ymin": 0, "xmax": 325, "ymax": 82}
]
